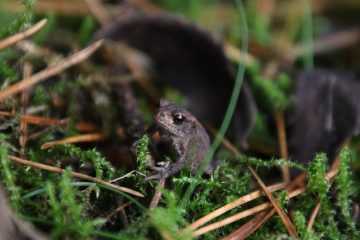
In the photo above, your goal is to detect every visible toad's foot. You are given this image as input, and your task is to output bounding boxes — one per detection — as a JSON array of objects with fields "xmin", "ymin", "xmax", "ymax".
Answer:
[{"xmin": 146, "ymin": 163, "xmax": 170, "ymax": 181}]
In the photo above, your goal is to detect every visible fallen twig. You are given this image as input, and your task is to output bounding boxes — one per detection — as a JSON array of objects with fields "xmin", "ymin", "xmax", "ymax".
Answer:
[{"xmin": 8, "ymin": 155, "xmax": 144, "ymax": 197}]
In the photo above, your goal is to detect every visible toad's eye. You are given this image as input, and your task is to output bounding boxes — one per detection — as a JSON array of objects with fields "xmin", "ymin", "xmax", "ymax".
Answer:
[{"xmin": 173, "ymin": 113, "xmax": 185, "ymax": 124}]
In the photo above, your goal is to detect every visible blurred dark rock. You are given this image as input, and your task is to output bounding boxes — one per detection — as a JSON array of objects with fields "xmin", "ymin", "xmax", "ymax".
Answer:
[
  {"xmin": 95, "ymin": 11, "xmax": 257, "ymax": 147},
  {"xmin": 288, "ymin": 69, "xmax": 360, "ymax": 166}
]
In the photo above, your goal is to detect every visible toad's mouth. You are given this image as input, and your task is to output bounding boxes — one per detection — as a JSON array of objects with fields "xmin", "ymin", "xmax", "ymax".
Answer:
[{"xmin": 155, "ymin": 119, "xmax": 178, "ymax": 136}]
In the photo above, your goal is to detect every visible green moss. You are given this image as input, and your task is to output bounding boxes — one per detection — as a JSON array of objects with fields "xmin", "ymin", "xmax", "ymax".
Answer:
[
  {"xmin": 46, "ymin": 169, "xmax": 104, "ymax": 239},
  {"xmin": 150, "ymin": 191, "xmax": 192, "ymax": 240},
  {"xmin": 136, "ymin": 134, "xmax": 150, "ymax": 173},
  {"xmin": 0, "ymin": 134, "xmax": 21, "ymax": 211},
  {"xmin": 77, "ymin": 16, "xmax": 97, "ymax": 46},
  {"xmin": 251, "ymin": 75, "xmax": 291, "ymax": 111},
  {"xmin": 306, "ymin": 153, "xmax": 329, "ymax": 211},
  {"xmin": 241, "ymin": 156, "xmax": 305, "ymax": 170},
  {"xmin": 245, "ymin": 0, "xmax": 271, "ymax": 43},
  {"xmin": 335, "ymin": 148, "xmax": 360, "ymax": 237},
  {"xmin": 0, "ymin": 60, "xmax": 19, "ymax": 83},
  {"xmin": 302, "ymin": 153, "xmax": 344, "ymax": 239},
  {"xmin": 294, "ymin": 211, "xmax": 319, "ymax": 240},
  {"xmin": 47, "ymin": 144, "xmax": 114, "ymax": 181},
  {"xmin": 33, "ymin": 12, "xmax": 57, "ymax": 44},
  {"xmin": 6, "ymin": 0, "xmax": 35, "ymax": 36}
]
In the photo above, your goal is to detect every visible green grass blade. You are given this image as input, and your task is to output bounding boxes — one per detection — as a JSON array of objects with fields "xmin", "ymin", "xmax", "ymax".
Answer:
[{"xmin": 180, "ymin": 0, "xmax": 248, "ymax": 207}]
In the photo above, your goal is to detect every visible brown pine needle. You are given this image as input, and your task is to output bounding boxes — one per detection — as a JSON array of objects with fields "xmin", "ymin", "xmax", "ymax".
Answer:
[
  {"xmin": 193, "ymin": 203, "xmax": 272, "ymax": 237},
  {"xmin": 326, "ymin": 167, "xmax": 339, "ymax": 181},
  {"xmin": 307, "ymin": 168, "xmax": 340, "ymax": 231},
  {"xmin": 222, "ymin": 165, "xmax": 340, "ymax": 239},
  {"xmin": 189, "ymin": 182, "xmax": 286, "ymax": 230},
  {"xmin": 17, "ymin": 40, "xmax": 57, "ymax": 60},
  {"xmin": 19, "ymin": 63, "xmax": 32, "ymax": 151},
  {"xmin": 8, "ymin": 155, "xmax": 144, "ymax": 197},
  {"xmin": 192, "ymin": 186, "xmax": 307, "ymax": 237},
  {"xmin": 0, "ymin": 19, "xmax": 47, "ymax": 50},
  {"xmin": 205, "ymin": 123, "xmax": 241, "ymax": 155},
  {"xmin": 248, "ymin": 166, "xmax": 298, "ymax": 237},
  {"xmin": 288, "ymin": 172, "xmax": 307, "ymax": 191},
  {"xmin": 306, "ymin": 151, "xmax": 344, "ymax": 231},
  {"xmin": 19, "ymin": 115, "xmax": 28, "ymax": 149},
  {"xmin": 40, "ymin": 133, "xmax": 107, "ymax": 150},
  {"xmin": 303, "ymin": 169, "xmax": 339, "ymax": 232},
  {"xmin": 84, "ymin": 0, "xmax": 111, "ymax": 27},
  {"xmin": 221, "ymin": 208, "xmax": 276, "ymax": 240},
  {"xmin": 291, "ymin": 28, "xmax": 360, "ymax": 58},
  {"xmin": 0, "ymin": 112, "xmax": 97, "ymax": 132},
  {"xmin": 247, "ymin": 139, "xmax": 278, "ymax": 156},
  {"xmin": 149, "ymin": 178, "xmax": 166, "ymax": 210},
  {"xmin": 307, "ymin": 202, "xmax": 321, "ymax": 230},
  {"xmin": 224, "ymin": 41, "xmax": 256, "ymax": 67},
  {"xmin": 206, "ymin": 122, "xmax": 298, "ymax": 237},
  {"xmin": 22, "ymin": 115, "xmax": 68, "ymax": 126},
  {"xmin": 305, "ymin": 170, "xmax": 340, "ymax": 231},
  {"xmin": 0, "ymin": 111, "xmax": 68, "ymax": 126},
  {"xmin": 330, "ymin": 141, "xmax": 350, "ymax": 172},
  {"xmin": 0, "ymin": 111, "xmax": 13, "ymax": 116},
  {"xmin": 74, "ymin": 122, "xmax": 98, "ymax": 132},
  {"xmin": 275, "ymin": 111, "xmax": 290, "ymax": 183},
  {"xmin": 128, "ymin": 0, "xmax": 162, "ymax": 14},
  {"xmin": 106, "ymin": 201, "xmax": 133, "ymax": 220},
  {"xmin": 0, "ymin": 40, "xmax": 103, "ymax": 102}
]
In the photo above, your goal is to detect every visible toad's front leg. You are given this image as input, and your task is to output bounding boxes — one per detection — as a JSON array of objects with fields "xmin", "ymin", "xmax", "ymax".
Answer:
[{"xmin": 146, "ymin": 156, "xmax": 187, "ymax": 180}]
